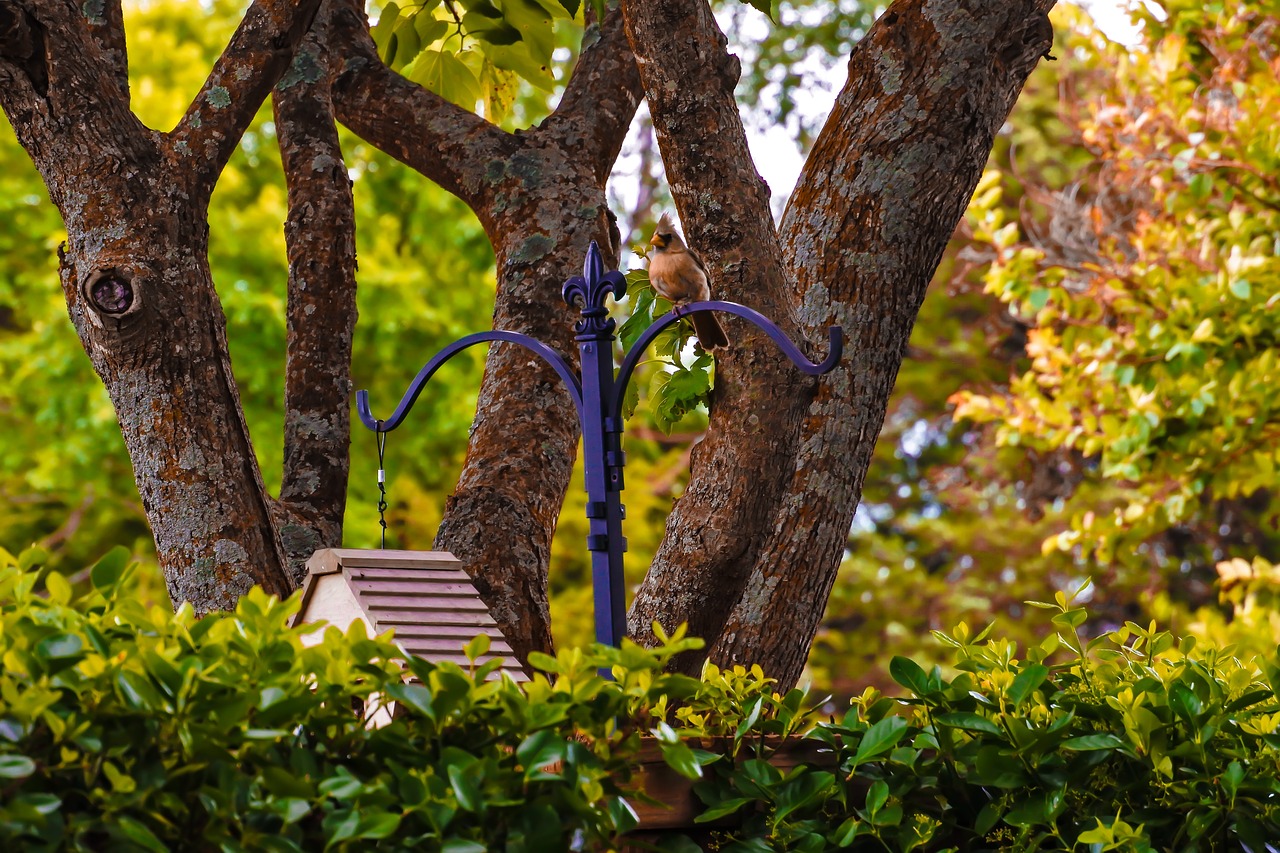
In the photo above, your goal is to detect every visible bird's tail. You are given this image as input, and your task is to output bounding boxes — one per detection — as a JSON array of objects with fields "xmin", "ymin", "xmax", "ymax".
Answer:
[{"xmin": 690, "ymin": 311, "xmax": 729, "ymax": 351}]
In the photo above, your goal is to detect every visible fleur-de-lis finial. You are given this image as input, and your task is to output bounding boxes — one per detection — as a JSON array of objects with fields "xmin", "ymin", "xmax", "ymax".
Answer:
[{"xmin": 562, "ymin": 241, "xmax": 627, "ymax": 339}]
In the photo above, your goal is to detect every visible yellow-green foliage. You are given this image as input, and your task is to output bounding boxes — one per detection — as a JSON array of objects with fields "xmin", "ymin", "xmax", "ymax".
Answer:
[
  {"xmin": 955, "ymin": 0, "xmax": 1280, "ymax": 559},
  {"xmin": 4, "ymin": 549, "xmax": 1280, "ymax": 850}
]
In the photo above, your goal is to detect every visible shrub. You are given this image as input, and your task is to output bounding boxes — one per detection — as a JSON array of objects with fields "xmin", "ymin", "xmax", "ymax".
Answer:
[
  {"xmin": 690, "ymin": 587, "xmax": 1280, "ymax": 851},
  {"xmin": 2, "ymin": 548, "xmax": 1279, "ymax": 851},
  {"xmin": 0, "ymin": 546, "xmax": 706, "ymax": 851}
]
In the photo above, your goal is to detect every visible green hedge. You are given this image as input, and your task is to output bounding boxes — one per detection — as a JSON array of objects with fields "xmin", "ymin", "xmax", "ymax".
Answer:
[{"xmin": 2, "ymin": 549, "xmax": 1279, "ymax": 851}]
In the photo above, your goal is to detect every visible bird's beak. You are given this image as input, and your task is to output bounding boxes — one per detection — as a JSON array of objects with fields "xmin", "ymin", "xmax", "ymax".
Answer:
[{"xmin": 649, "ymin": 233, "xmax": 665, "ymax": 249}]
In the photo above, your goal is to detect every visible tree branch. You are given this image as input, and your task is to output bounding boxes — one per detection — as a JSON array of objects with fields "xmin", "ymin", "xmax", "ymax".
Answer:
[
  {"xmin": 710, "ymin": 0, "xmax": 1058, "ymax": 688},
  {"xmin": 82, "ymin": 0, "xmax": 128, "ymax": 92},
  {"xmin": 327, "ymin": 0, "xmax": 513, "ymax": 210},
  {"xmin": 548, "ymin": 7, "xmax": 643, "ymax": 186},
  {"xmin": 0, "ymin": 0, "xmax": 137, "ymax": 141},
  {"xmin": 169, "ymin": 0, "xmax": 322, "ymax": 202},
  {"xmin": 271, "ymin": 0, "xmax": 356, "ymax": 581}
]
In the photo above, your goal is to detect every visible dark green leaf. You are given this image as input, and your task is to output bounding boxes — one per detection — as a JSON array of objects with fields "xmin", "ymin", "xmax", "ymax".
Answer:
[
  {"xmin": 935, "ymin": 712, "xmax": 1002, "ymax": 736},
  {"xmin": 851, "ymin": 716, "xmax": 907, "ymax": 767},
  {"xmin": 115, "ymin": 816, "xmax": 168, "ymax": 853},
  {"xmin": 516, "ymin": 730, "xmax": 566, "ymax": 777},
  {"xmin": 1006, "ymin": 664, "xmax": 1050, "ymax": 708},
  {"xmin": 1060, "ymin": 733, "xmax": 1126, "ymax": 751},
  {"xmin": 889, "ymin": 656, "xmax": 932, "ymax": 696},
  {"xmin": 694, "ymin": 796, "xmax": 755, "ymax": 823},
  {"xmin": 89, "ymin": 546, "xmax": 130, "ymax": 591},
  {"xmin": 659, "ymin": 739, "xmax": 703, "ymax": 780},
  {"xmin": 1168, "ymin": 682, "xmax": 1204, "ymax": 724},
  {"xmin": 741, "ymin": 0, "xmax": 776, "ymax": 23}
]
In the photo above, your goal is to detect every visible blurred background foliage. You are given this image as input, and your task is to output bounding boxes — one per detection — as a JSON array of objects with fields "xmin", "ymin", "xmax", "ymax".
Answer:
[{"xmin": 1, "ymin": 0, "xmax": 1277, "ymax": 699}]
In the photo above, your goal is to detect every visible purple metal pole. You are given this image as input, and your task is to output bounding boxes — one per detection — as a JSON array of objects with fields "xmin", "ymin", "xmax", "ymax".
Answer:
[
  {"xmin": 359, "ymin": 241, "xmax": 842, "ymax": 655},
  {"xmin": 562, "ymin": 244, "xmax": 629, "ymax": 647}
]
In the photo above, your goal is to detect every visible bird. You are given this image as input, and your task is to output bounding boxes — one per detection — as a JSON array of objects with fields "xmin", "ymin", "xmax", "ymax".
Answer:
[{"xmin": 647, "ymin": 212, "xmax": 730, "ymax": 351}]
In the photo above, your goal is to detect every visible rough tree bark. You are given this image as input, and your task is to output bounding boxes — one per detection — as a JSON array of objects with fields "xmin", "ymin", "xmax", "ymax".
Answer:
[
  {"xmin": 711, "ymin": 0, "xmax": 1057, "ymax": 688},
  {"xmin": 619, "ymin": 0, "xmax": 820, "ymax": 673},
  {"xmin": 271, "ymin": 0, "xmax": 359, "ymax": 579},
  {"xmin": 329, "ymin": 2, "xmax": 642, "ymax": 663},
  {"xmin": 622, "ymin": 0, "xmax": 1056, "ymax": 685},
  {"xmin": 0, "ymin": 0, "xmax": 320, "ymax": 610}
]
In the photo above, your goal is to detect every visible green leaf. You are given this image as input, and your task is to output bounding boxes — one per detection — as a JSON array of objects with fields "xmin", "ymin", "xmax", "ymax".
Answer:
[
  {"xmin": 1222, "ymin": 760, "xmax": 1244, "ymax": 801},
  {"xmin": 1229, "ymin": 278, "xmax": 1251, "ymax": 299},
  {"xmin": 1168, "ymin": 682, "xmax": 1204, "ymax": 724},
  {"xmin": 659, "ymin": 738, "xmax": 703, "ymax": 780},
  {"xmin": 36, "ymin": 633, "xmax": 83, "ymax": 660},
  {"xmin": 503, "ymin": 0, "xmax": 556, "ymax": 64},
  {"xmin": 487, "ymin": 42, "xmax": 554, "ymax": 91},
  {"xmin": 414, "ymin": 14, "xmax": 449, "ymax": 48},
  {"xmin": 1005, "ymin": 663, "xmax": 1049, "ymax": 708},
  {"xmin": 1060, "ymin": 733, "xmax": 1126, "ymax": 751},
  {"xmin": 526, "ymin": 650, "xmax": 559, "ymax": 673},
  {"xmin": 516, "ymin": 730, "xmax": 566, "ymax": 777},
  {"xmin": 463, "ymin": 633, "xmax": 491, "ymax": 661},
  {"xmin": 371, "ymin": 2, "xmax": 402, "ymax": 61},
  {"xmin": 18, "ymin": 547, "xmax": 48, "ymax": 571},
  {"xmin": 0, "ymin": 754, "xmax": 36, "ymax": 779},
  {"xmin": 694, "ymin": 796, "xmax": 754, "ymax": 823},
  {"xmin": 772, "ymin": 770, "xmax": 833, "ymax": 822},
  {"xmin": 358, "ymin": 811, "xmax": 402, "ymax": 840},
  {"xmin": 385, "ymin": 682, "xmax": 435, "ymax": 720},
  {"xmin": 1003, "ymin": 793, "xmax": 1053, "ymax": 828},
  {"xmin": 735, "ymin": 695, "xmax": 764, "ymax": 740},
  {"xmin": 87, "ymin": 548, "xmax": 129, "ymax": 589},
  {"xmin": 442, "ymin": 841, "xmax": 488, "ymax": 853},
  {"xmin": 43, "ymin": 570, "xmax": 71, "ymax": 605},
  {"xmin": 851, "ymin": 716, "xmax": 907, "ymax": 767},
  {"xmin": 406, "ymin": 49, "xmax": 483, "ymax": 109},
  {"xmin": 115, "ymin": 815, "xmax": 168, "ymax": 853},
  {"xmin": 864, "ymin": 779, "xmax": 888, "ymax": 815},
  {"xmin": 935, "ymin": 712, "xmax": 1002, "ymax": 736},
  {"xmin": 888, "ymin": 656, "xmax": 932, "ymax": 696},
  {"xmin": 448, "ymin": 763, "xmax": 482, "ymax": 812},
  {"xmin": 388, "ymin": 19, "xmax": 422, "ymax": 70},
  {"xmin": 741, "ymin": 0, "xmax": 777, "ymax": 22}
]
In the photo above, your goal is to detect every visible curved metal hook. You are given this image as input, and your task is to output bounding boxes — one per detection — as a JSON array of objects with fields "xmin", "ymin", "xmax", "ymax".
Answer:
[
  {"xmin": 357, "ymin": 330, "xmax": 584, "ymax": 433},
  {"xmin": 612, "ymin": 301, "xmax": 843, "ymax": 423}
]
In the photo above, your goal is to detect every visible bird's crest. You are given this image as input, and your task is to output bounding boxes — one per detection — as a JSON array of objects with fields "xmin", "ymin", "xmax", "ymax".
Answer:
[{"xmin": 655, "ymin": 211, "xmax": 677, "ymax": 236}]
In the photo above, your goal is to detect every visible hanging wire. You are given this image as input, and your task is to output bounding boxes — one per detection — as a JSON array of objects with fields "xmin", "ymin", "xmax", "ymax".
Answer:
[{"xmin": 376, "ymin": 428, "xmax": 389, "ymax": 549}]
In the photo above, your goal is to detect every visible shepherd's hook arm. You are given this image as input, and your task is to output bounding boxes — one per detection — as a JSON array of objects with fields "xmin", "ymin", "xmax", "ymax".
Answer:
[
  {"xmin": 611, "ymin": 301, "xmax": 842, "ymax": 423},
  {"xmin": 357, "ymin": 331, "xmax": 585, "ymax": 432}
]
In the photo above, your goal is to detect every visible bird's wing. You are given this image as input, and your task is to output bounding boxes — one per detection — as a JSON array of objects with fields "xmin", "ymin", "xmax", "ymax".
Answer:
[
  {"xmin": 686, "ymin": 246, "xmax": 711, "ymax": 279},
  {"xmin": 671, "ymin": 254, "xmax": 711, "ymax": 302}
]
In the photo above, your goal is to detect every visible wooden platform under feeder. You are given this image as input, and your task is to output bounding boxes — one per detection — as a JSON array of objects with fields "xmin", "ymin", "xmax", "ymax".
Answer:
[{"xmin": 293, "ymin": 548, "xmax": 527, "ymax": 682}]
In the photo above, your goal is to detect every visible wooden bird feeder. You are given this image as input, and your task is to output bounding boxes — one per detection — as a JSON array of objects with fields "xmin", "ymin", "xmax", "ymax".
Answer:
[{"xmin": 292, "ymin": 548, "xmax": 527, "ymax": 685}]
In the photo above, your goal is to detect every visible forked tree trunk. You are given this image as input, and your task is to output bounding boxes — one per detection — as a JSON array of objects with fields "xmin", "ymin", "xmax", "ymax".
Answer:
[
  {"xmin": 619, "ymin": 0, "xmax": 1056, "ymax": 685},
  {"xmin": 0, "ymin": 0, "xmax": 320, "ymax": 609}
]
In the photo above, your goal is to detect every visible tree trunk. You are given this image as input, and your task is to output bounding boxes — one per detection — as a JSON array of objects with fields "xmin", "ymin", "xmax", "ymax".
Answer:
[
  {"xmin": 0, "ymin": 0, "xmax": 320, "ymax": 610},
  {"xmin": 618, "ymin": 0, "xmax": 1056, "ymax": 687},
  {"xmin": 711, "ymin": 0, "xmax": 1056, "ymax": 689},
  {"xmin": 619, "ymin": 0, "xmax": 821, "ymax": 674}
]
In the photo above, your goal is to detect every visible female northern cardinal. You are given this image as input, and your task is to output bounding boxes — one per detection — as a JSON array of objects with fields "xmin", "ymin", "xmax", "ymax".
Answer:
[{"xmin": 647, "ymin": 212, "xmax": 729, "ymax": 351}]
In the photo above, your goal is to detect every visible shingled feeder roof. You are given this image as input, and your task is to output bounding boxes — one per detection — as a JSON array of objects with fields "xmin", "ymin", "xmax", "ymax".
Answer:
[{"xmin": 294, "ymin": 548, "xmax": 527, "ymax": 682}]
